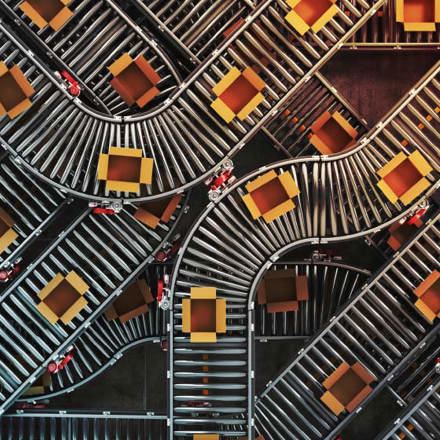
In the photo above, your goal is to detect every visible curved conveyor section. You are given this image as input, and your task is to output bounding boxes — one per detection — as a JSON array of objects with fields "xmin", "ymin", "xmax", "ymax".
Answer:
[
  {"xmin": 0, "ymin": 0, "xmax": 181, "ymax": 116},
  {"xmin": 0, "ymin": 152, "xmax": 67, "ymax": 269},
  {"xmin": 0, "ymin": 194, "xmax": 189, "ymax": 414},
  {"xmin": 0, "ymin": 0, "xmax": 383, "ymax": 201},
  {"xmin": 255, "ymin": 211, "xmax": 440, "ymax": 439},
  {"xmin": 168, "ymin": 62, "xmax": 440, "ymax": 438}
]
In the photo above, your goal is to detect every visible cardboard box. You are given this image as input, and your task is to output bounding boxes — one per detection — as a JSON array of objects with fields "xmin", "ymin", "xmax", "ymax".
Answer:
[
  {"xmin": 257, "ymin": 269, "xmax": 309, "ymax": 313},
  {"xmin": 182, "ymin": 287, "xmax": 226, "ymax": 343},
  {"xmin": 0, "ymin": 62, "xmax": 34, "ymax": 120},
  {"xmin": 211, "ymin": 67, "xmax": 265, "ymax": 123},
  {"xmin": 97, "ymin": 147, "xmax": 154, "ymax": 193},
  {"xmin": 320, "ymin": 362, "xmax": 375, "ymax": 416},
  {"xmin": 309, "ymin": 111, "xmax": 358, "ymax": 155},
  {"xmin": 37, "ymin": 271, "xmax": 89, "ymax": 325},
  {"xmin": 386, "ymin": 218, "xmax": 423, "ymax": 251},
  {"xmin": 0, "ymin": 207, "xmax": 18, "ymax": 254},
  {"xmin": 193, "ymin": 435, "xmax": 220, "ymax": 440},
  {"xmin": 109, "ymin": 53, "xmax": 161, "ymax": 108},
  {"xmin": 24, "ymin": 371, "xmax": 52, "ymax": 396},
  {"xmin": 105, "ymin": 279, "xmax": 154, "ymax": 323},
  {"xmin": 377, "ymin": 151, "xmax": 433, "ymax": 205},
  {"xmin": 285, "ymin": 0, "xmax": 339, "ymax": 35},
  {"xmin": 134, "ymin": 194, "xmax": 183, "ymax": 229},
  {"xmin": 396, "ymin": 0, "xmax": 440, "ymax": 32},
  {"xmin": 242, "ymin": 170, "xmax": 300, "ymax": 223},
  {"xmin": 19, "ymin": 0, "xmax": 73, "ymax": 31},
  {"xmin": 414, "ymin": 270, "xmax": 440, "ymax": 322}
]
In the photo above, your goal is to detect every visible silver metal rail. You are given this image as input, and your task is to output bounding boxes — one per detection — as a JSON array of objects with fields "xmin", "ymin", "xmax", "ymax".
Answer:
[
  {"xmin": 376, "ymin": 377, "xmax": 440, "ymax": 440},
  {"xmin": 168, "ymin": 63, "xmax": 439, "ymax": 438},
  {"xmin": 0, "ymin": 0, "xmax": 384, "ymax": 201},
  {"xmin": 255, "ymin": 213, "xmax": 440, "ymax": 440},
  {"xmin": 0, "ymin": 193, "xmax": 188, "ymax": 414},
  {"xmin": 1, "ymin": 410, "xmax": 168, "ymax": 439},
  {"xmin": 0, "ymin": 152, "xmax": 67, "ymax": 269}
]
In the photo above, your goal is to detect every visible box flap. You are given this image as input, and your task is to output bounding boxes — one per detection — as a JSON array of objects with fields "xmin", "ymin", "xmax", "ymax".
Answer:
[
  {"xmin": 242, "ymin": 67, "xmax": 265, "ymax": 91},
  {"xmin": 279, "ymin": 171, "xmax": 300, "ymax": 199},
  {"xmin": 182, "ymin": 298, "xmax": 191, "ymax": 333},
  {"xmin": 212, "ymin": 67, "xmax": 241, "ymax": 96},
  {"xmin": 66, "ymin": 271, "xmax": 89, "ymax": 295},
  {"xmin": 409, "ymin": 150, "xmax": 433, "ymax": 177},
  {"xmin": 191, "ymin": 332, "xmax": 217, "ymax": 343},
  {"xmin": 263, "ymin": 199, "xmax": 295, "ymax": 223},
  {"xmin": 38, "ymin": 273, "xmax": 64, "ymax": 301},
  {"xmin": 211, "ymin": 98, "xmax": 235, "ymax": 123},
  {"xmin": 246, "ymin": 170, "xmax": 277, "ymax": 193},
  {"xmin": 106, "ymin": 180, "xmax": 140, "ymax": 193},
  {"xmin": 19, "ymin": 2, "xmax": 48, "ymax": 29},
  {"xmin": 400, "ymin": 177, "xmax": 430, "ymax": 205},
  {"xmin": 8, "ymin": 99, "xmax": 32, "ymax": 120},
  {"xmin": 285, "ymin": 10, "xmax": 310, "ymax": 36},
  {"xmin": 311, "ymin": 4, "xmax": 339, "ymax": 33},
  {"xmin": 237, "ymin": 92, "xmax": 264, "ymax": 121},
  {"xmin": 108, "ymin": 53, "xmax": 133, "ymax": 77},
  {"xmin": 242, "ymin": 193, "xmax": 261, "ymax": 219},
  {"xmin": 37, "ymin": 302, "xmax": 59, "ymax": 325},
  {"xmin": 49, "ymin": 7, "xmax": 73, "ymax": 31},
  {"xmin": 415, "ymin": 298, "xmax": 436, "ymax": 322},
  {"xmin": 376, "ymin": 152, "xmax": 407, "ymax": 178},
  {"xmin": 60, "ymin": 296, "xmax": 87, "ymax": 324},
  {"xmin": 0, "ymin": 228, "xmax": 18, "ymax": 253},
  {"xmin": 216, "ymin": 298, "xmax": 227, "ymax": 333},
  {"xmin": 191, "ymin": 286, "xmax": 216, "ymax": 299},
  {"xmin": 10, "ymin": 65, "xmax": 35, "ymax": 98},
  {"xmin": 320, "ymin": 390, "xmax": 345, "ymax": 416},
  {"xmin": 140, "ymin": 157, "xmax": 154, "ymax": 185},
  {"xmin": 377, "ymin": 179, "xmax": 399, "ymax": 204},
  {"xmin": 97, "ymin": 154, "xmax": 109, "ymax": 181}
]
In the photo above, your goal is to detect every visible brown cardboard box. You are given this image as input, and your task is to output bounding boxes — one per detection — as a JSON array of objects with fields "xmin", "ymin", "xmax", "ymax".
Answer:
[
  {"xmin": 396, "ymin": 0, "xmax": 440, "ymax": 32},
  {"xmin": 24, "ymin": 371, "xmax": 52, "ymax": 396},
  {"xmin": 257, "ymin": 269, "xmax": 309, "ymax": 313},
  {"xmin": 36, "ymin": 271, "xmax": 89, "ymax": 325},
  {"xmin": 414, "ymin": 270, "xmax": 440, "ymax": 322},
  {"xmin": 211, "ymin": 67, "xmax": 265, "ymax": 123},
  {"xmin": 242, "ymin": 170, "xmax": 300, "ymax": 224},
  {"xmin": 182, "ymin": 287, "xmax": 226, "ymax": 343},
  {"xmin": 134, "ymin": 194, "xmax": 183, "ymax": 229},
  {"xmin": 19, "ymin": 0, "xmax": 73, "ymax": 31},
  {"xmin": 109, "ymin": 53, "xmax": 161, "ymax": 108},
  {"xmin": 105, "ymin": 279, "xmax": 154, "ymax": 323},
  {"xmin": 387, "ymin": 218, "xmax": 423, "ymax": 251},
  {"xmin": 0, "ymin": 207, "xmax": 18, "ymax": 254},
  {"xmin": 0, "ymin": 63, "xmax": 35, "ymax": 120},
  {"xmin": 309, "ymin": 111, "xmax": 358, "ymax": 155},
  {"xmin": 97, "ymin": 147, "xmax": 154, "ymax": 193},
  {"xmin": 320, "ymin": 362, "xmax": 375, "ymax": 416}
]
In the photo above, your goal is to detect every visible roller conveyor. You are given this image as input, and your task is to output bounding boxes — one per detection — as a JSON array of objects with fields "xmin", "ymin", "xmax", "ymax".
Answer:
[
  {"xmin": 0, "ymin": 194, "xmax": 188, "ymax": 414},
  {"xmin": 256, "ymin": 261, "xmax": 371, "ymax": 338},
  {"xmin": 255, "ymin": 213, "xmax": 440, "ymax": 440},
  {"xmin": 0, "ymin": 411, "xmax": 167, "ymax": 439},
  {"xmin": 0, "ymin": 0, "xmax": 384, "ymax": 201},
  {"xmin": 17, "ymin": 303, "xmax": 167, "ymax": 403},
  {"xmin": 348, "ymin": 0, "xmax": 440, "ymax": 48},
  {"xmin": 0, "ymin": 152, "xmax": 67, "ymax": 269},
  {"xmin": 263, "ymin": 72, "xmax": 369, "ymax": 157},
  {"xmin": 0, "ymin": 0, "xmax": 181, "ymax": 116},
  {"xmin": 168, "ymin": 62, "xmax": 439, "ymax": 438},
  {"xmin": 376, "ymin": 378, "xmax": 440, "ymax": 440}
]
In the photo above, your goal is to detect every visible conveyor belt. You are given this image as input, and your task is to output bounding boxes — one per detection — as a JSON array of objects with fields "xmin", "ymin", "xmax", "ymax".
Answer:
[
  {"xmin": 0, "ymin": 194, "xmax": 188, "ymax": 414},
  {"xmin": 255, "ymin": 213, "xmax": 440, "ymax": 440},
  {"xmin": 18, "ymin": 303, "xmax": 166, "ymax": 402},
  {"xmin": 168, "ymin": 63, "xmax": 439, "ymax": 438},
  {"xmin": 348, "ymin": 0, "xmax": 440, "ymax": 48},
  {"xmin": 0, "ymin": 152, "xmax": 67, "ymax": 269},
  {"xmin": 263, "ymin": 72, "xmax": 369, "ymax": 157},
  {"xmin": 256, "ymin": 261, "xmax": 370, "ymax": 338},
  {"xmin": 0, "ymin": 0, "xmax": 181, "ymax": 116},
  {"xmin": 376, "ymin": 377, "xmax": 440, "ymax": 440},
  {"xmin": 1, "ymin": 411, "xmax": 167, "ymax": 439},
  {"xmin": 0, "ymin": 0, "xmax": 384, "ymax": 201}
]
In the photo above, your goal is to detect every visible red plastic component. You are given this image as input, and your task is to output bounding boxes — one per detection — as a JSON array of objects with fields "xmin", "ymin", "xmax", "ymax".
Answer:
[
  {"xmin": 407, "ymin": 208, "xmax": 427, "ymax": 225},
  {"xmin": 157, "ymin": 279, "xmax": 164, "ymax": 302},
  {"xmin": 92, "ymin": 207, "xmax": 117, "ymax": 215},
  {"xmin": 210, "ymin": 170, "xmax": 233, "ymax": 191},
  {"xmin": 47, "ymin": 350, "xmax": 74, "ymax": 374},
  {"xmin": 60, "ymin": 70, "xmax": 81, "ymax": 97}
]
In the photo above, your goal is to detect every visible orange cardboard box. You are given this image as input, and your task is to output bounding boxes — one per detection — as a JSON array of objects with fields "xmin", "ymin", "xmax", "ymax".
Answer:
[
  {"xmin": 134, "ymin": 194, "xmax": 183, "ymax": 229},
  {"xmin": 386, "ymin": 218, "xmax": 423, "ymax": 251},
  {"xmin": 211, "ymin": 66, "xmax": 265, "ymax": 123},
  {"xmin": 242, "ymin": 170, "xmax": 300, "ymax": 223},
  {"xmin": 285, "ymin": 0, "xmax": 339, "ymax": 35},
  {"xmin": 320, "ymin": 362, "xmax": 376, "ymax": 416},
  {"xmin": 414, "ymin": 270, "xmax": 440, "ymax": 322},
  {"xmin": 257, "ymin": 269, "xmax": 309, "ymax": 313},
  {"xmin": 310, "ymin": 111, "xmax": 358, "ymax": 155},
  {"xmin": 105, "ymin": 279, "xmax": 154, "ymax": 323},
  {"xmin": 0, "ymin": 207, "xmax": 18, "ymax": 254},
  {"xmin": 97, "ymin": 147, "xmax": 154, "ymax": 193},
  {"xmin": 0, "ymin": 63, "xmax": 34, "ymax": 119},
  {"xmin": 36, "ymin": 271, "xmax": 89, "ymax": 325},
  {"xmin": 182, "ymin": 287, "xmax": 226, "ymax": 343},
  {"xmin": 109, "ymin": 53, "xmax": 161, "ymax": 108},
  {"xmin": 396, "ymin": 0, "xmax": 440, "ymax": 32},
  {"xmin": 19, "ymin": 0, "xmax": 73, "ymax": 31}
]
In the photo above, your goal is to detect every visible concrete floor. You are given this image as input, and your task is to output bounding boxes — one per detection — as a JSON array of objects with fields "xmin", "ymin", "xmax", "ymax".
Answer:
[{"xmin": 44, "ymin": 50, "xmax": 439, "ymax": 438}]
